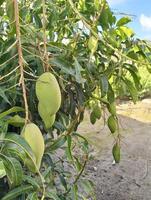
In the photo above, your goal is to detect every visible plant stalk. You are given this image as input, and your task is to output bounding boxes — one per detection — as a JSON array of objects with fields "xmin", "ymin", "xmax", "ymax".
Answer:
[{"xmin": 13, "ymin": 0, "xmax": 29, "ymax": 123}]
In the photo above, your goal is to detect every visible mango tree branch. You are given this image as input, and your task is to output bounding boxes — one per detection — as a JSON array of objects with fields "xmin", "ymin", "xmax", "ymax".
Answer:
[
  {"xmin": 13, "ymin": 0, "xmax": 29, "ymax": 123},
  {"xmin": 42, "ymin": 0, "xmax": 49, "ymax": 72}
]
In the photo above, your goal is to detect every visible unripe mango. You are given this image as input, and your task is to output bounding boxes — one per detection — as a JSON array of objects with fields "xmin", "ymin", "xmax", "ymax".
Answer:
[
  {"xmin": 38, "ymin": 103, "xmax": 56, "ymax": 129},
  {"xmin": 36, "ymin": 72, "xmax": 61, "ymax": 116},
  {"xmin": 107, "ymin": 102, "xmax": 116, "ymax": 116},
  {"xmin": 21, "ymin": 123, "xmax": 45, "ymax": 170},
  {"xmin": 107, "ymin": 115, "xmax": 117, "ymax": 133},
  {"xmin": 112, "ymin": 142, "xmax": 120, "ymax": 163}
]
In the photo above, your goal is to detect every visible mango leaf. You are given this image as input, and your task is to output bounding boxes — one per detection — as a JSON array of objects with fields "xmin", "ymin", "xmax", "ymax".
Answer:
[
  {"xmin": 46, "ymin": 191, "xmax": 61, "ymax": 200},
  {"xmin": 4, "ymin": 134, "xmax": 37, "ymax": 173},
  {"xmin": 7, "ymin": 115, "xmax": 25, "ymax": 127},
  {"xmin": 122, "ymin": 78, "xmax": 138, "ymax": 103},
  {"xmin": 66, "ymin": 135, "xmax": 73, "ymax": 161},
  {"xmin": 88, "ymin": 36, "xmax": 98, "ymax": 54},
  {"xmin": 1, "ymin": 185, "xmax": 33, "ymax": 200},
  {"xmin": 59, "ymin": 174, "xmax": 68, "ymax": 191},
  {"xmin": 0, "ymin": 88, "xmax": 10, "ymax": 104},
  {"xmin": 0, "ymin": 0, "xmax": 5, "ymax": 6},
  {"xmin": 23, "ymin": 175, "xmax": 40, "ymax": 190},
  {"xmin": 72, "ymin": 184, "xmax": 78, "ymax": 200},
  {"xmin": 1, "ymin": 156, "xmax": 23, "ymax": 188},
  {"xmin": 26, "ymin": 192, "xmax": 38, "ymax": 200},
  {"xmin": 46, "ymin": 136, "xmax": 66, "ymax": 152},
  {"xmin": 100, "ymin": 75, "xmax": 108, "ymax": 97},
  {"xmin": 0, "ymin": 160, "xmax": 6, "ymax": 178},
  {"xmin": 74, "ymin": 58, "xmax": 85, "ymax": 84},
  {"xmin": 116, "ymin": 17, "xmax": 131, "ymax": 26},
  {"xmin": 0, "ymin": 120, "xmax": 8, "ymax": 139},
  {"xmin": 0, "ymin": 107, "xmax": 24, "ymax": 120},
  {"xmin": 125, "ymin": 67, "xmax": 141, "ymax": 90},
  {"xmin": 119, "ymin": 26, "xmax": 134, "ymax": 37},
  {"xmin": 50, "ymin": 56, "xmax": 75, "ymax": 76},
  {"xmin": 80, "ymin": 179, "xmax": 94, "ymax": 196}
]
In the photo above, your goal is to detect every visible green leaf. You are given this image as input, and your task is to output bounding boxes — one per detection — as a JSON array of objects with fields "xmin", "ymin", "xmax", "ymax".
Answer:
[
  {"xmin": 112, "ymin": 142, "xmax": 120, "ymax": 163},
  {"xmin": 7, "ymin": 115, "xmax": 25, "ymax": 127},
  {"xmin": 59, "ymin": 175, "xmax": 68, "ymax": 191},
  {"xmin": 0, "ymin": 107, "xmax": 24, "ymax": 120},
  {"xmin": 0, "ymin": 120, "xmax": 8, "ymax": 139},
  {"xmin": 74, "ymin": 58, "xmax": 85, "ymax": 84},
  {"xmin": 125, "ymin": 67, "xmax": 141, "ymax": 90},
  {"xmin": 0, "ymin": 0, "xmax": 5, "ymax": 6},
  {"xmin": 100, "ymin": 75, "xmax": 108, "ymax": 97},
  {"xmin": 119, "ymin": 26, "xmax": 134, "ymax": 37},
  {"xmin": 1, "ymin": 156, "xmax": 23, "ymax": 188},
  {"xmin": 88, "ymin": 36, "xmax": 98, "ymax": 54},
  {"xmin": 66, "ymin": 135, "xmax": 73, "ymax": 161},
  {"xmin": 1, "ymin": 185, "xmax": 33, "ymax": 200},
  {"xmin": 26, "ymin": 192, "xmax": 38, "ymax": 200},
  {"xmin": 4, "ymin": 134, "xmax": 37, "ymax": 173},
  {"xmin": 122, "ymin": 78, "xmax": 138, "ymax": 103},
  {"xmin": 23, "ymin": 175, "xmax": 40, "ymax": 190},
  {"xmin": 47, "ymin": 136, "xmax": 66, "ymax": 152},
  {"xmin": 0, "ymin": 88, "xmax": 10, "ymax": 104},
  {"xmin": 46, "ymin": 191, "xmax": 61, "ymax": 200},
  {"xmin": 80, "ymin": 179, "xmax": 94, "ymax": 195},
  {"xmin": 116, "ymin": 17, "xmax": 131, "ymax": 26},
  {"xmin": 0, "ymin": 160, "xmax": 6, "ymax": 178}
]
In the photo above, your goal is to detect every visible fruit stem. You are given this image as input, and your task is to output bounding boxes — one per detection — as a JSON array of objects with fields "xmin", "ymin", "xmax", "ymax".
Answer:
[{"xmin": 13, "ymin": 0, "xmax": 29, "ymax": 124}]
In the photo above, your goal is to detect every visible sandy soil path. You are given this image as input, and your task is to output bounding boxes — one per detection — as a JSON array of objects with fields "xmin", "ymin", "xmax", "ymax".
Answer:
[{"xmin": 79, "ymin": 99, "xmax": 151, "ymax": 200}]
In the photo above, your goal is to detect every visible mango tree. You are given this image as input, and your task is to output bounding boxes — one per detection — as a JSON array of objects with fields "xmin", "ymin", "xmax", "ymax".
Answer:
[{"xmin": 0, "ymin": 0, "xmax": 150, "ymax": 199}]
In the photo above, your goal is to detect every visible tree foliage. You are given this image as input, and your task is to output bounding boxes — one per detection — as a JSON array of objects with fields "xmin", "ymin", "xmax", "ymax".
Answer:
[{"xmin": 0, "ymin": 0, "xmax": 151, "ymax": 199}]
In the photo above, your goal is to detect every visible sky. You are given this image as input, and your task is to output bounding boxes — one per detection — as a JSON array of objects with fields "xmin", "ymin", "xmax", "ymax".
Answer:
[{"xmin": 107, "ymin": 0, "xmax": 151, "ymax": 40}]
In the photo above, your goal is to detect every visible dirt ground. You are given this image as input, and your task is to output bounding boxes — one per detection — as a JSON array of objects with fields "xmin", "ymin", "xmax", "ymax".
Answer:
[{"xmin": 79, "ymin": 99, "xmax": 151, "ymax": 200}]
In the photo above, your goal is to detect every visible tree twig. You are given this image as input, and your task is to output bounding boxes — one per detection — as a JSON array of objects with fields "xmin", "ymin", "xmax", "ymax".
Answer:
[
  {"xmin": 42, "ymin": 0, "xmax": 49, "ymax": 72},
  {"xmin": 13, "ymin": 0, "xmax": 29, "ymax": 123}
]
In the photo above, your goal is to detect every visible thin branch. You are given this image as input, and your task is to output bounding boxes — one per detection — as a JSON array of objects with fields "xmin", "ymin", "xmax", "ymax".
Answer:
[
  {"xmin": 0, "ymin": 54, "xmax": 18, "ymax": 68},
  {"xmin": 42, "ymin": 0, "xmax": 49, "ymax": 71},
  {"xmin": 13, "ymin": 0, "xmax": 29, "ymax": 123},
  {"xmin": 0, "ymin": 65, "xmax": 20, "ymax": 81}
]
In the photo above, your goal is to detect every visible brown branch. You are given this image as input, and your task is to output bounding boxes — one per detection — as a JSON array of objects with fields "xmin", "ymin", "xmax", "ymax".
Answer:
[
  {"xmin": 65, "ymin": 106, "xmax": 84, "ymax": 136},
  {"xmin": 13, "ymin": 0, "xmax": 29, "ymax": 123},
  {"xmin": 42, "ymin": 0, "xmax": 49, "ymax": 72}
]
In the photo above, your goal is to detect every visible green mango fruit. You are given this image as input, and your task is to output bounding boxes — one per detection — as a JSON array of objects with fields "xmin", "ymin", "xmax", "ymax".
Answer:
[
  {"xmin": 107, "ymin": 102, "xmax": 116, "ymax": 116},
  {"xmin": 38, "ymin": 103, "xmax": 56, "ymax": 129},
  {"xmin": 90, "ymin": 111, "xmax": 96, "ymax": 124},
  {"xmin": 107, "ymin": 115, "xmax": 117, "ymax": 133},
  {"xmin": 112, "ymin": 142, "xmax": 120, "ymax": 163},
  {"xmin": 21, "ymin": 123, "xmax": 45, "ymax": 170},
  {"xmin": 93, "ymin": 105, "xmax": 102, "ymax": 119},
  {"xmin": 36, "ymin": 72, "xmax": 61, "ymax": 116}
]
